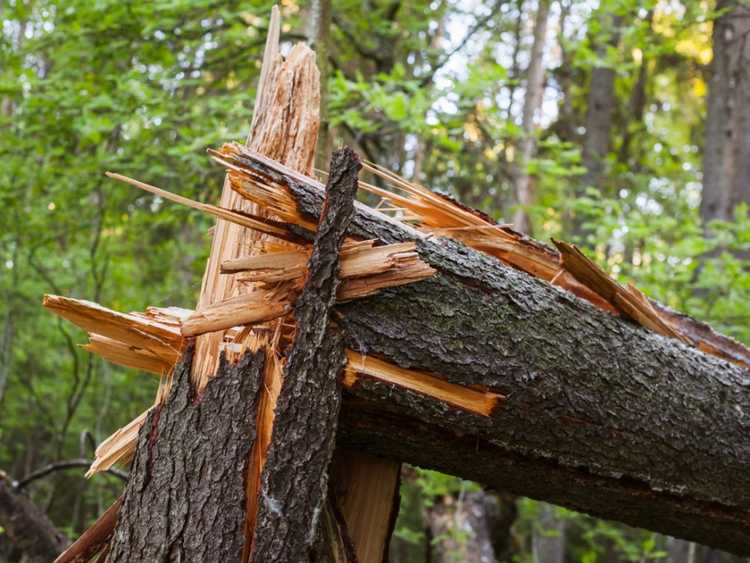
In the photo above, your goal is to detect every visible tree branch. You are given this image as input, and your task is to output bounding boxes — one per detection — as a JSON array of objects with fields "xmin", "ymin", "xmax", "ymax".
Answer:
[{"xmin": 16, "ymin": 459, "xmax": 129, "ymax": 490}]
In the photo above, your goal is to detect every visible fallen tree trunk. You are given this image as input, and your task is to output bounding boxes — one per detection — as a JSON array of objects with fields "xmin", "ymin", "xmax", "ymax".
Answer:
[{"xmin": 230, "ymin": 150, "xmax": 750, "ymax": 555}]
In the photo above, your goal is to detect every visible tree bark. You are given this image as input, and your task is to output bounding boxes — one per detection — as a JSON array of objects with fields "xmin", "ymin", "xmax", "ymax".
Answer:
[
  {"xmin": 239, "ymin": 151, "xmax": 750, "ymax": 555},
  {"xmin": 105, "ymin": 347, "xmax": 264, "ymax": 562},
  {"xmin": 701, "ymin": 0, "xmax": 750, "ymax": 224},
  {"xmin": 250, "ymin": 148, "xmax": 359, "ymax": 561}
]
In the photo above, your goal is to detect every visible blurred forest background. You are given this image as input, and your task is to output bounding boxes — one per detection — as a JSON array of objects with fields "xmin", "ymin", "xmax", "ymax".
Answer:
[{"xmin": 1, "ymin": 0, "xmax": 750, "ymax": 561}]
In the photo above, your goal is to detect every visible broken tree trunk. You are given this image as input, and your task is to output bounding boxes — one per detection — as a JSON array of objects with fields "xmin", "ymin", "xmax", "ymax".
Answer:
[
  {"xmin": 228, "ymin": 149, "xmax": 750, "ymax": 555},
  {"xmin": 250, "ymin": 148, "xmax": 358, "ymax": 561},
  {"xmin": 104, "ymin": 347, "xmax": 264, "ymax": 561}
]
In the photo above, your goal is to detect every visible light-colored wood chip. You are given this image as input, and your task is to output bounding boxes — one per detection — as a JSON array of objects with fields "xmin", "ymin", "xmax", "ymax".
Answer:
[
  {"xmin": 553, "ymin": 240, "xmax": 688, "ymax": 343},
  {"xmin": 86, "ymin": 409, "xmax": 150, "ymax": 477},
  {"xmin": 181, "ymin": 291, "xmax": 292, "ymax": 337},
  {"xmin": 344, "ymin": 350, "xmax": 503, "ymax": 417},
  {"xmin": 105, "ymin": 172, "xmax": 293, "ymax": 241},
  {"xmin": 43, "ymin": 295, "xmax": 182, "ymax": 363},
  {"xmin": 83, "ymin": 335, "xmax": 171, "ymax": 376}
]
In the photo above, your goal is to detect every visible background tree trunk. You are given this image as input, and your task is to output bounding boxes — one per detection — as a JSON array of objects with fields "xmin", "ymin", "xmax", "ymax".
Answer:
[
  {"xmin": 511, "ymin": 0, "xmax": 550, "ymax": 236},
  {"xmin": 701, "ymin": 0, "xmax": 750, "ymax": 224},
  {"xmin": 425, "ymin": 491, "xmax": 509, "ymax": 563},
  {"xmin": 573, "ymin": 11, "xmax": 622, "ymax": 239},
  {"xmin": 307, "ymin": 0, "xmax": 333, "ymax": 170},
  {"xmin": 533, "ymin": 504, "xmax": 566, "ymax": 563}
]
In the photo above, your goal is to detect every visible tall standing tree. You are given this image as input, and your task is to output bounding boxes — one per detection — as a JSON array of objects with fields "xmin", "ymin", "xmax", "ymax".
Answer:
[
  {"xmin": 511, "ymin": 0, "xmax": 551, "ymax": 235},
  {"xmin": 701, "ymin": 0, "xmax": 750, "ymax": 224},
  {"xmin": 572, "ymin": 10, "xmax": 623, "ymax": 239}
]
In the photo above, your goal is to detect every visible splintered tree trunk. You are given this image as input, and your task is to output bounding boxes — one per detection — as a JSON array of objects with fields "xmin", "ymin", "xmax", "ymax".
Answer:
[
  {"xmin": 239, "ymin": 152, "xmax": 750, "ymax": 555},
  {"xmin": 105, "ymin": 348, "xmax": 264, "ymax": 561}
]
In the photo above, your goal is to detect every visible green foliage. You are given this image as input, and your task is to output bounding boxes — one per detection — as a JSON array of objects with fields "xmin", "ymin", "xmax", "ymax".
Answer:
[{"xmin": 2, "ymin": 0, "xmax": 749, "ymax": 561}]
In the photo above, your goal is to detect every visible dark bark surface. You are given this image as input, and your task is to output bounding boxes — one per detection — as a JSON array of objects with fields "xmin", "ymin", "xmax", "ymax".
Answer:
[
  {"xmin": 251, "ymin": 148, "xmax": 359, "ymax": 562},
  {"xmin": 237, "ymin": 150, "xmax": 750, "ymax": 554},
  {"xmin": 0, "ymin": 475, "xmax": 68, "ymax": 563},
  {"xmin": 105, "ymin": 346, "xmax": 263, "ymax": 563},
  {"xmin": 338, "ymin": 402, "xmax": 750, "ymax": 555}
]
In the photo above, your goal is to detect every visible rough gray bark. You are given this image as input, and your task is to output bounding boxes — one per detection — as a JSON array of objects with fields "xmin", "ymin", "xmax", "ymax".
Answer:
[
  {"xmin": 251, "ymin": 148, "xmax": 359, "ymax": 562},
  {"xmin": 105, "ymin": 346, "xmax": 264, "ymax": 563},
  {"xmin": 701, "ymin": 0, "xmax": 750, "ymax": 224},
  {"xmin": 236, "ymin": 150, "xmax": 750, "ymax": 555},
  {"xmin": 0, "ymin": 475, "xmax": 68, "ymax": 563}
]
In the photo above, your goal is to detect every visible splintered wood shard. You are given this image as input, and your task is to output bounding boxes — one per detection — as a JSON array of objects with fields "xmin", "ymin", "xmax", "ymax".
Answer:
[
  {"xmin": 181, "ymin": 291, "xmax": 292, "ymax": 337},
  {"xmin": 43, "ymin": 294, "xmax": 182, "ymax": 363},
  {"xmin": 86, "ymin": 409, "xmax": 150, "ymax": 477},
  {"xmin": 83, "ymin": 335, "xmax": 171, "ymax": 376},
  {"xmin": 357, "ymin": 162, "xmax": 620, "ymax": 312},
  {"xmin": 244, "ymin": 347, "xmax": 283, "ymax": 554},
  {"xmin": 330, "ymin": 451, "xmax": 401, "ymax": 563},
  {"xmin": 552, "ymin": 239, "xmax": 687, "ymax": 343},
  {"xmin": 105, "ymin": 172, "xmax": 297, "ymax": 242},
  {"xmin": 221, "ymin": 241, "xmax": 435, "ymax": 299},
  {"xmin": 344, "ymin": 351, "xmax": 503, "ymax": 416}
]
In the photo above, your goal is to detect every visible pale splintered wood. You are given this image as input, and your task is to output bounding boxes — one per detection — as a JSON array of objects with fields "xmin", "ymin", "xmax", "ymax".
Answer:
[
  {"xmin": 344, "ymin": 351, "xmax": 503, "ymax": 417},
  {"xmin": 193, "ymin": 32, "xmax": 320, "ymax": 387},
  {"xmin": 83, "ymin": 335, "xmax": 170, "ymax": 376},
  {"xmin": 105, "ymin": 172, "xmax": 293, "ymax": 241},
  {"xmin": 553, "ymin": 239, "xmax": 686, "ymax": 343},
  {"xmin": 357, "ymin": 163, "xmax": 619, "ymax": 313},
  {"xmin": 86, "ymin": 409, "xmax": 150, "ymax": 477},
  {"xmin": 244, "ymin": 344, "xmax": 283, "ymax": 555},
  {"xmin": 331, "ymin": 451, "xmax": 401, "ymax": 563},
  {"xmin": 222, "ymin": 241, "xmax": 430, "ymax": 285},
  {"xmin": 42, "ymin": 295, "xmax": 182, "ymax": 363},
  {"xmin": 181, "ymin": 292, "xmax": 292, "ymax": 337}
]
